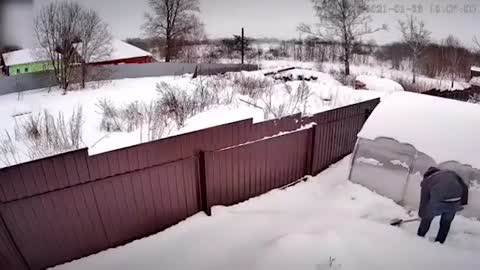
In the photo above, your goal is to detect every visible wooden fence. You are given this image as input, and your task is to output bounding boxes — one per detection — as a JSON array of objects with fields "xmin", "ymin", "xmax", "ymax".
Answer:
[{"xmin": 0, "ymin": 98, "xmax": 379, "ymax": 270}]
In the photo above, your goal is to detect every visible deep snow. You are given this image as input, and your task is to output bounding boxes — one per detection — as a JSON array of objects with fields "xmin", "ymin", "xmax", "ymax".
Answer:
[
  {"xmin": 359, "ymin": 91, "xmax": 480, "ymax": 169},
  {"xmin": 356, "ymin": 75, "xmax": 404, "ymax": 93},
  {"xmin": 49, "ymin": 156, "xmax": 480, "ymax": 270},
  {"xmin": 0, "ymin": 69, "xmax": 382, "ymax": 167}
]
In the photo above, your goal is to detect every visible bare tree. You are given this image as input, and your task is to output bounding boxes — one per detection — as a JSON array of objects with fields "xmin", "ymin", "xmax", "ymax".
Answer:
[
  {"xmin": 35, "ymin": 2, "xmax": 112, "ymax": 91},
  {"xmin": 143, "ymin": 0, "xmax": 203, "ymax": 62},
  {"xmin": 298, "ymin": 0, "xmax": 384, "ymax": 76},
  {"xmin": 442, "ymin": 35, "xmax": 463, "ymax": 88},
  {"xmin": 76, "ymin": 9, "xmax": 112, "ymax": 88},
  {"xmin": 398, "ymin": 15, "xmax": 431, "ymax": 84},
  {"xmin": 35, "ymin": 2, "xmax": 83, "ymax": 92}
]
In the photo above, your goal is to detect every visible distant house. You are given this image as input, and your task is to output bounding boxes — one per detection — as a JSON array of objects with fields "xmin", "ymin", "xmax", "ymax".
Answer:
[
  {"xmin": 75, "ymin": 39, "xmax": 153, "ymax": 66},
  {"xmin": 1, "ymin": 48, "xmax": 54, "ymax": 76},
  {"xmin": 1, "ymin": 40, "xmax": 153, "ymax": 77}
]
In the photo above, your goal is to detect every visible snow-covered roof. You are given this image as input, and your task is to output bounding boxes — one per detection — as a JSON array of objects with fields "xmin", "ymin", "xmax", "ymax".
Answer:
[
  {"xmin": 75, "ymin": 39, "xmax": 152, "ymax": 63},
  {"xmin": 358, "ymin": 92, "xmax": 480, "ymax": 169},
  {"xmin": 356, "ymin": 75, "xmax": 404, "ymax": 93},
  {"xmin": 471, "ymin": 66, "xmax": 480, "ymax": 73},
  {"xmin": 1, "ymin": 48, "xmax": 50, "ymax": 66},
  {"xmin": 470, "ymin": 76, "xmax": 480, "ymax": 86}
]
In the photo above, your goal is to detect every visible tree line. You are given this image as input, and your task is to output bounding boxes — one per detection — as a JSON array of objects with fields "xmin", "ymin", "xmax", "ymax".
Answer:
[{"xmin": 3, "ymin": 0, "xmax": 480, "ymax": 92}]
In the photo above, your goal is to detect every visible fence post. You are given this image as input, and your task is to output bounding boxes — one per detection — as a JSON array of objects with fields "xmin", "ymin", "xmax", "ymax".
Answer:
[
  {"xmin": 197, "ymin": 151, "xmax": 211, "ymax": 216},
  {"xmin": 305, "ymin": 125, "xmax": 317, "ymax": 176}
]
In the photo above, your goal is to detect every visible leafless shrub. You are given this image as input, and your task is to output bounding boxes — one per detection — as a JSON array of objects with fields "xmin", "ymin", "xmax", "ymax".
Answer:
[
  {"xmin": 193, "ymin": 77, "xmax": 219, "ymax": 109},
  {"xmin": 0, "ymin": 131, "xmax": 19, "ymax": 167},
  {"xmin": 206, "ymin": 75, "xmax": 232, "ymax": 104},
  {"xmin": 17, "ymin": 108, "xmax": 84, "ymax": 159},
  {"xmin": 69, "ymin": 108, "xmax": 84, "ymax": 148},
  {"xmin": 96, "ymin": 98, "xmax": 122, "ymax": 132},
  {"xmin": 262, "ymin": 82, "xmax": 312, "ymax": 119},
  {"xmin": 142, "ymin": 100, "xmax": 170, "ymax": 141},
  {"xmin": 156, "ymin": 82, "xmax": 197, "ymax": 127},
  {"xmin": 121, "ymin": 101, "xmax": 144, "ymax": 132},
  {"xmin": 233, "ymin": 73, "xmax": 273, "ymax": 98},
  {"xmin": 23, "ymin": 114, "xmax": 42, "ymax": 140},
  {"xmin": 95, "ymin": 97, "xmax": 172, "ymax": 141}
]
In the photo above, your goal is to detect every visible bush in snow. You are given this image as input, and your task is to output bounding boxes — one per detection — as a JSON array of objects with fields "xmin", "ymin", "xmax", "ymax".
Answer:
[
  {"xmin": 157, "ymin": 82, "xmax": 198, "ymax": 127},
  {"xmin": 141, "ymin": 100, "xmax": 170, "ymax": 141},
  {"xmin": 233, "ymin": 73, "xmax": 273, "ymax": 98},
  {"xmin": 121, "ymin": 101, "xmax": 144, "ymax": 132},
  {"xmin": 16, "ymin": 108, "xmax": 84, "ymax": 160},
  {"xmin": 262, "ymin": 81, "xmax": 312, "ymax": 119},
  {"xmin": 96, "ymin": 98, "xmax": 123, "ymax": 132},
  {"xmin": 0, "ymin": 131, "xmax": 19, "ymax": 167},
  {"xmin": 96, "ymin": 97, "xmax": 172, "ymax": 142},
  {"xmin": 205, "ymin": 75, "xmax": 233, "ymax": 104},
  {"xmin": 193, "ymin": 77, "xmax": 220, "ymax": 109}
]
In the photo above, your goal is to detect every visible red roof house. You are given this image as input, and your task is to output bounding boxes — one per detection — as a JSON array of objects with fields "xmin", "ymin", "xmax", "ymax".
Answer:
[{"xmin": 75, "ymin": 39, "xmax": 154, "ymax": 66}]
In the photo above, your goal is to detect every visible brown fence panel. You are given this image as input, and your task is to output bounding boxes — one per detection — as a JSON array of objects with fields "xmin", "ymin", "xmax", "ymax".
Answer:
[
  {"xmin": 92, "ymin": 157, "xmax": 199, "ymax": 248},
  {"xmin": 250, "ymin": 114, "xmax": 302, "ymax": 141},
  {"xmin": 310, "ymin": 99, "xmax": 379, "ymax": 174},
  {"xmin": 0, "ymin": 149, "xmax": 90, "ymax": 203},
  {"xmin": 0, "ymin": 214, "xmax": 28, "ymax": 270},
  {"xmin": 205, "ymin": 128, "xmax": 311, "ymax": 209},
  {"xmin": 0, "ymin": 157, "xmax": 199, "ymax": 270},
  {"xmin": 0, "ymin": 184, "xmax": 110, "ymax": 270},
  {"xmin": 87, "ymin": 119, "xmax": 253, "ymax": 180}
]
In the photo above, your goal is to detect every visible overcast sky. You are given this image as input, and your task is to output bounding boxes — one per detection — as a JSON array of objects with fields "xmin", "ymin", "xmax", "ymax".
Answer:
[{"xmin": 1, "ymin": 0, "xmax": 479, "ymax": 48}]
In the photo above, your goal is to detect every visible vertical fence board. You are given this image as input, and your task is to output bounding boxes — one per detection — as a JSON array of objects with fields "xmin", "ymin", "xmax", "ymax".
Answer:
[
  {"xmin": 0, "ymin": 212, "xmax": 28, "ymax": 270},
  {"xmin": 1, "ymin": 184, "xmax": 109, "ymax": 270},
  {"xmin": 204, "ymin": 129, "xmax": 313, "ymax": 209}
]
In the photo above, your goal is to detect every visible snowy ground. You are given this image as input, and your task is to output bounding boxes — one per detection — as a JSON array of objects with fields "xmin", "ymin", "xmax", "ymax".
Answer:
[
  {"xmin": 0, "ymin": 69, "xmax": 382, "ymax": 168},
  {"xmin": 50, "ymin": 156, "xmax": 480, "ymax": 270},
  {"xmin": 260, "ymin": 60, "xmax": 470, "ymax": 91}
]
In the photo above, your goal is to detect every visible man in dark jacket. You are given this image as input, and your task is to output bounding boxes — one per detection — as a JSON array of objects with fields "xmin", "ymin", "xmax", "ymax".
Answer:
[{"xmin": 417, "ymin": 167, "xmax": 469, "ymax": 244}]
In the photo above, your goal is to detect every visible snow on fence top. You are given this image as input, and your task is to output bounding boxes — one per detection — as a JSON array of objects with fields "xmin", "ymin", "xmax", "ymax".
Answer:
[
  {"xmin": 356, "ymin": 75, "xmax": 404, "ymax": 93},
  {"xmin": 75, "ymin": 39, "xmax": 152, "ymax": 63},
  {"xmin": 1, "ymin": 48, "xmax": 50, "ymax": 66},
  {"xmin": 358, "ymin": 91, "xmax": 480, "ymax": 169},
  {"xmin": 471, "ymin": 66, "xmax": 480, "ymax": 73}
]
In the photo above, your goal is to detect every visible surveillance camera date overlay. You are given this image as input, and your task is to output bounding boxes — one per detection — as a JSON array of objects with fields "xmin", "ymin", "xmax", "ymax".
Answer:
[{"xmin": 366, "ymin": 1, "xmax": 479, "ymax": 14}]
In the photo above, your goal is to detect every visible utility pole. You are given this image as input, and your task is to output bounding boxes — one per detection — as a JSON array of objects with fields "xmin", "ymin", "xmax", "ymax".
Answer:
[{"xmin": 241, "ymin": 27, "xmax": 245, "ymax": 65}]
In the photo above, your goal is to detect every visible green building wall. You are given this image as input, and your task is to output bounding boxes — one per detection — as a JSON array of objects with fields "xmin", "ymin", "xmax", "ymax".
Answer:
[{"xmin": 8, "ymin": 61, "xmax": 54, "ymax": 76}]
